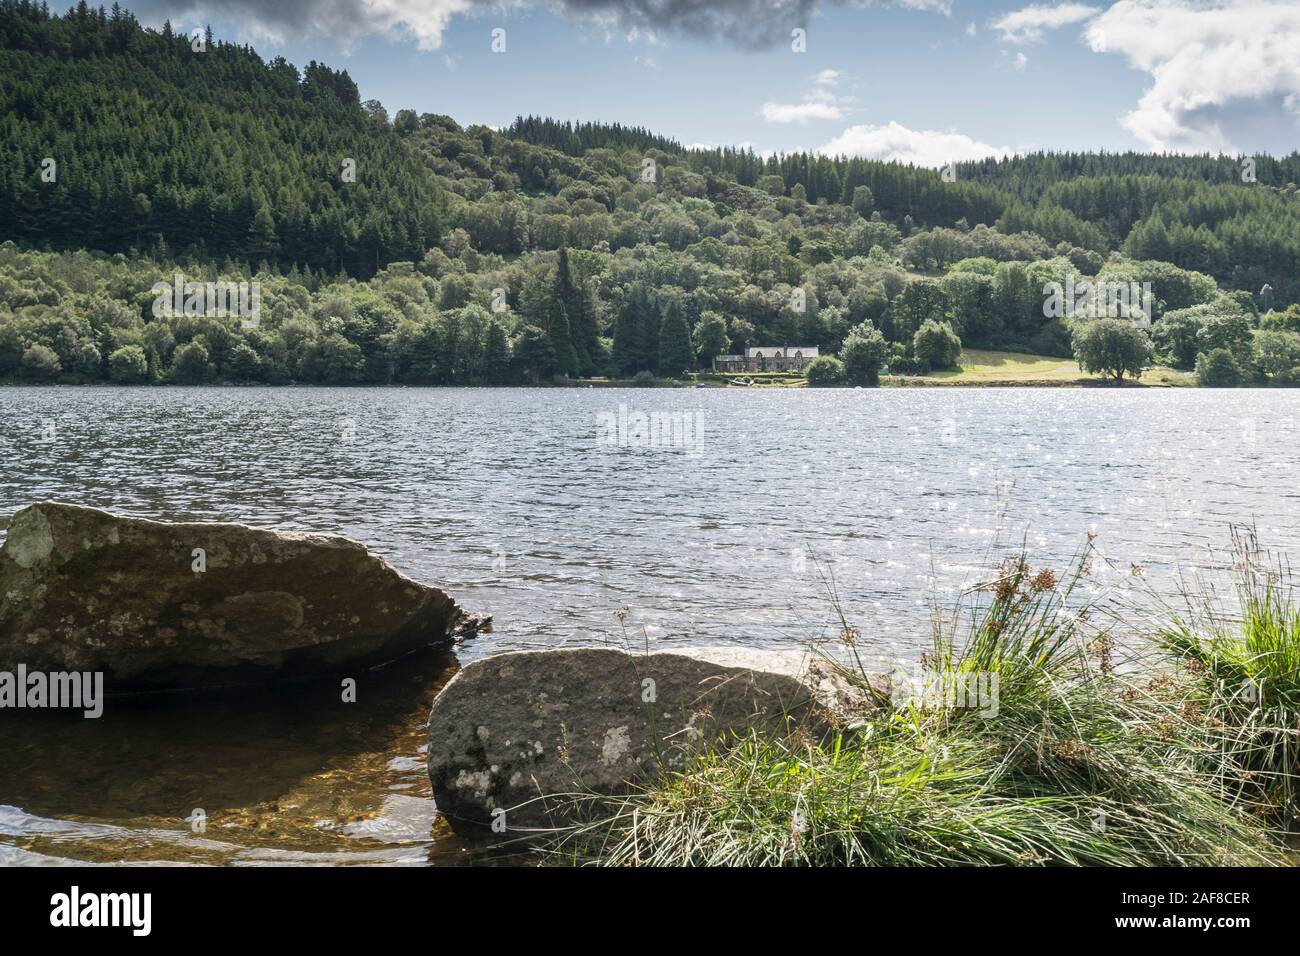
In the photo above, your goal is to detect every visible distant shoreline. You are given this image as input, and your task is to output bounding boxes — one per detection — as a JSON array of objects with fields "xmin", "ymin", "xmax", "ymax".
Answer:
[{"xmin": 0, "ymin": 377, "xmax": 1237, "ymax": 389}]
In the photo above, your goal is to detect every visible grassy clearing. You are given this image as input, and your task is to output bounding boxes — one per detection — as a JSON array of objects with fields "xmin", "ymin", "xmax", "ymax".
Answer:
[
  {"xmin": 908, "ymin": 349, "xmax": 1195, "ymax": 386},
  {"xmin": 539, "ymin": 537, "xmax": 1295, "ymax": 867},
  {"xmin": 923, "ymin": 349, "xmax": 1084, "ymax": 383},
  {"xmin": 1140, "ymin": 365, "xmax": 1198, "ymax": 386},
  {"xmin": 680, "ymin": 349, "xmax": 1195, "ymax": 388}
]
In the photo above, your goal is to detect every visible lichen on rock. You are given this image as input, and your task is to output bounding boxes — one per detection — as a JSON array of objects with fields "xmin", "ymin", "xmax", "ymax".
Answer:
[
  {"xmin": 426, "ymin": 646, "xmax": 888, "ymax": 833},
  {"xmin": 0, "ymin": 501, "xmax": 487, "ymax": 690}
]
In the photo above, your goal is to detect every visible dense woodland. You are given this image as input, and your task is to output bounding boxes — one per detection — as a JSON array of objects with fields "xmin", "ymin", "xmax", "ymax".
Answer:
[
  {"xmin": 0, "ymin": 0, "xmax": 439, "ymax": 276},
  {"xmin": 2, "ymin": 3, "xmax": 1299, "ymax": 387}
]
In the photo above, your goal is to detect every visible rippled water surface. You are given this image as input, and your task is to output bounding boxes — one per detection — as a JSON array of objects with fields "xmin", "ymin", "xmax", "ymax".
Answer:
[{"xmin": 2, "ymin": 385, "xmax": 1298, "ymax": 863}]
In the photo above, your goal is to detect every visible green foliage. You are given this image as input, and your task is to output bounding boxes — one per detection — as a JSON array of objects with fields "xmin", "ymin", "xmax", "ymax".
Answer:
[
  {"xmin": 108, "ymin": 344, "xmax": 148, "ymax": 383},
  {"xmin": 1070, "ymin": 319, "xmax": 1152, "ymax": 382},
  {"xmin": 1157, "ymin": 529, "xmax": 1300, "ymax": 825},
  {"xmin": 912, "ymin": 320, "xmax": 962, "ymax": 370},
  {"xmin": 887, "ymin": 280, "xmax": 946, "ymax": 344},
  {"xmin": 1197, "ymin": 310, "xmax": 1255, "ymax": 363},
  {"xmin": 1195, "ymin": 347, "xmax": 1244, "ymax": 387},
  {"xmin": 940, "ymin": 271, "xmax": 994, "ymax": 345},
  {"xmin": 1152, "ymin": 307, "xmax": 1207, "ymax": 369},
  {"xmin": 0, "ymin": 2, "xmax": 440, "ymax": 277},
  {"xmin": 1261, "ymin": 304, "xmax": 1300, "ymax": 334},
  {"xmin": 1097, "ymin": 260, "xmax": 1218, "ymax": 320},
  {"xmin": 656, "ymin": 298, "xmax": 693, "ymax": 377},
  {"xmin": 839, "ymin": 322, "xmax": 888, "ymax": 386},
  {"xmin": 511, "ymin": 324, "xmax": 556, "ymax": 383},
  {"xmin": 20, "ymin": 341, "xmax": 60, "ymax": 380},
  {"xmin": 803, "ymin": 354, "xmax": 844, "ymax": 387},
  {"xmin": 504, "ymin": 116, "xmax": 683, "ymax": 157},
  {"xmin": 612, "ymin": 281, "xmax": 658, "ymax": 377},
  {"xmin": 1, "ymin": 10, "xmax": 1298, "ymax": 387},
  {"xmin": 170, "ymin": 339, "xmax": 210, "ymax": 384},
  {"xmin": 965, "ymin": 154, "xmax": 1300, "ymax": 304},
  {"xmin": 949, "ymin": 256, "xmax": 998, "ymax": 276},
  {"xmin": 850, "ymin": 185, "xmax": 873, "ymax": 217},
  {"xmin": 692, "ymin": 311, "xmax": 728, "ymax": 368},
  {"xmin": 540, "ymin": 546, "xmax": 1284, "ymax": 867},
  {"xmin": 483, "ymin": 319, "xmax": 512, "ymax": 384},
  {"xmin": 1253, "ymin": 329, "xmax": 1300, "ymax": 380}
]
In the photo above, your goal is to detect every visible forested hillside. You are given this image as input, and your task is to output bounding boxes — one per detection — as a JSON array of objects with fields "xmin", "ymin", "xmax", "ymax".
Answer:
[
  {"xmin": 2, "ymin": 5, "xmax": 1298, "ymax": 388},
  {"xmin": 0, "ymin": 0, "xmax": 441, "ymax": 276}
]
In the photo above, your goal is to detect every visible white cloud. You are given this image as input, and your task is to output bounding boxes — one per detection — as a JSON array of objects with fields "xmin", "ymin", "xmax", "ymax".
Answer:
[
  {"xmin": 761, "ymin": 67, "xmax": 856, "ymax": 123},
  {"xmin": 992, "ymin": 3, "xmax": 1100, "ymax": 43},
  {"xmin": 966, "ymin": 22, "xmax": 977, "ymax": 36},
  {"xmin": 1013, "ymin": 51, "xmax": 1029, "ymax": 71},
  {"xmin": 762, "ymin": 101, "xmax": 847, "ymax": 123},
  {"xmin": 817, "ymin": 121, "xmax": 1014, "ymax": 166},
  {"xmin": 1085, "ymin": 0, "xmax": 1300, "ymax": 152}
]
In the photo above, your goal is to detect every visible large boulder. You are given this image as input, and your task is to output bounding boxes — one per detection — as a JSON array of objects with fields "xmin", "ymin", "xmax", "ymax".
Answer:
[
  {"xmin": 0, "ymin": 502, "xmax": 485, "ymax": 690},
  {"xmin": 426, "ymin": 646, "xmax": 887, "ymax": 833}
]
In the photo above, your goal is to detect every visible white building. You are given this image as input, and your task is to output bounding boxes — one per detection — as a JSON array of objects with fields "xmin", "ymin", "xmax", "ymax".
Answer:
[{"xmin": 713, "ymin": 346, "xmax": 820, "ymax": 373}]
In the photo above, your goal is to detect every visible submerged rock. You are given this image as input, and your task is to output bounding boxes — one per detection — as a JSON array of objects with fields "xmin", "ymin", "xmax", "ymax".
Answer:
[
  {"xmin": 0, "ymin": 502, "xmax": 486, "ymax": 690},
  {"xmin": 426, "ymin": 646, "xmax": 887, "ymax": 833}
]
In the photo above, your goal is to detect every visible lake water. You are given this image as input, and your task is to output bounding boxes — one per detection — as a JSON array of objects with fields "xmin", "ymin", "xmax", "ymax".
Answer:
[{"xmin": 2, "ymin": 385, "xmax": 1298, "ymax": 864}]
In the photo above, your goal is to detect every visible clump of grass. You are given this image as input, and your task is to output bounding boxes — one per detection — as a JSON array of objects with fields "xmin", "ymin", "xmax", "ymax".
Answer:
[
  {"xmin": 1156, "ymin": 527, "xmax": 1300, "ymax": 828},
  {"xmin": 541, "ymin": 546, "xmax": 1281, "ymax": 866}
]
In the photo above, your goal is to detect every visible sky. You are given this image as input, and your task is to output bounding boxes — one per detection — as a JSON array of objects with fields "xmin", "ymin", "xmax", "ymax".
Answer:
[{"xmin": 114, "ymin": 1, "xmax": 1300, "ymax": 165}]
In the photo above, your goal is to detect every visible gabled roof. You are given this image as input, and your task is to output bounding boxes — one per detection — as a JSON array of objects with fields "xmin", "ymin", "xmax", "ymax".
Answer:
[{"xmin": 745, "ymin": 346, "xmax": 820, "ymax": 357}]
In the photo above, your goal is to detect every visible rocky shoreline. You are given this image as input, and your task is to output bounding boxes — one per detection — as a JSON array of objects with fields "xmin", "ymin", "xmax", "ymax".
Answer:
[
  {"xmin": 0, "ymin": 502, "xmax": 487, "ymax": 691},
  {"xmin": 5, "ymin": 504, "xmax": 1294, "ymax": 868},
  {"xmin": 3, "ymin": 503, "xmax": 840, "ymax": 835},
  {"xmin": 426, "ymin": 646, "xmax": 889, "ymax": 832}
]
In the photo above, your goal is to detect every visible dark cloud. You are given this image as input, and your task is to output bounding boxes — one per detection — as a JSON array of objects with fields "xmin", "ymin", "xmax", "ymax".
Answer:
[
  {"xmin": 127, "ymin": 0, "xmax": 439, "ymax": 48},
  {"xmin": 552, "ymin": 0, "xmax": 824, "ymax": 49},
  {"xmin": 127, "ymin": 0, "xmax": 835, "ymax": 51}
]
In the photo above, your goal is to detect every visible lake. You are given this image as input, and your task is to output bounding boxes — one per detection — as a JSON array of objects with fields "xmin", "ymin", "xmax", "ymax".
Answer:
[{"xmin": 2, "ymin": 385, "xmax": 1298, "ymax": 863}]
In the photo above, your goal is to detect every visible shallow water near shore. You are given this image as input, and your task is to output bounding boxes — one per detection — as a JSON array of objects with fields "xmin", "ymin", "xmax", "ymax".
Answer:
[
  {"xmin": 0, "ymin": 650, "xmax": 526, "ymax": 865},
  {"xmin": 2, "ymin": 385, "xmax": 1299, "ymax": 864}
]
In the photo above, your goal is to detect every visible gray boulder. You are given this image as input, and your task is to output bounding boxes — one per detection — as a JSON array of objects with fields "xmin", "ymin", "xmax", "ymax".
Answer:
[
  {"xmin": 426, "ymin": 646, "xmax": 887, "ymax": 832},
  {"xmin": 0, "ymin": 501, "xmax": 485, "ymax": 690}
]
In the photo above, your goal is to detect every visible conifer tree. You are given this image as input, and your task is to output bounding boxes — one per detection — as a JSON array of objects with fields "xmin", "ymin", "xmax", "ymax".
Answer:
[{"xmin": 657, "ymin": 298, "xmax": 694, "ymax": 377}]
